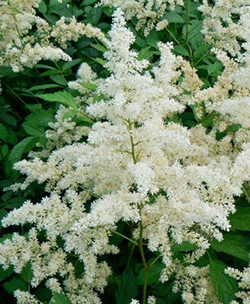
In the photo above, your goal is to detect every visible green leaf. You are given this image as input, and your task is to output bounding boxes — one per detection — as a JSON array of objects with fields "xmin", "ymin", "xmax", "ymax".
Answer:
[
  {"xmin": 26, "ymin": 109, "xmax": 55, "ymax": 126},
  {"xmin": 22, "ymin": 120, "xmax": 44, "ymax": 137},
  {"xmin": 50, "ymin": 75, "xmax": 68, "ymax": 86},
  {"xmin": 164, "ymin": 12, "xmax": 185, "ymax": 23},
  {"xmin": 115, "ymin": 269, "xmax": 137, "ymax": 304},
  {"xmin": 201, "ymin": 111, "xmax": 216, "ymax": 127},
  {"xmin": 81, "ymin": 0, "xmax": 98, "ymax": 5},
  {"xmin": 137, "ymin": 46, "xmax": 151, "ymax": 60},
  {"xmin": 0, "ymin": 123, "xmax": 8, "ymax": 142},
  {"xmin": 28, "ymin": 84, "xmax": 61, "ymax": 92},
  {"xmin": 174, "ymin": 45, "xmax": 189, "ymax": 57},
  {"xmin": 211, "ymin": 233, "xmax": 250, "ymax": 262},
  {"xmin": 21, "ymin": 262, "xmax": 32, "ymax": 282},
  {"xmin": 62, "ymin": 59, "xmax": 82, "ymax": 71},
  {"xmin": 50, "ymin": 292, "xmax": 72, "ymax": 304},
  {"xmin": 91, "ymin": 57, "xmax": 107, "ymax": 66},
  {"xmin": 63, "ymin": 109, "xmax": 77, "ymax": 119},
  {"xmin": 137, "ymin": 262, "xmax": 164, "ymax": 285},
  {"xmin": 80, "ymin": 82, "xmax": 97, "ymax": 91},
  {"xmin": 35, "ymin": 64, "xmax": 57, "ymax": 70},
  {"xmin": 8, "ymin": 137, "xmax": 38, "ymax": 167},
  {"xmin": 38, "ymin": 0, "xmax": 47, "ymax": 14},
  {"xmin": 230, "ymin": 206, "xmax": 250, "ymax": 231},
  {"xmin": 0, "ymin": 265, "xmax": 13, "ymax": 282},
  {"xmin": 172, "ymin": 240, "xmax": 198, "ymax": 252},
  {"xmin": 34, "ymin": 287, "xmax": 52, "ymax": 301},
  {"xmin": 194, "ymin": 44, "xmax": 211, "ymax": 58},
  {"xmin": 3, "ymin": 277, "xmax": 27, "ymax": 294},
  {"xmin": 209, "ymin": 259, "xmax": 237, "ymax": 304},
  {"xmin": 76, "ymin": 115, "xmax": 94, "ymax": 124},
  {"xmin": 0, "ymin": 113, "xmax": 17, "ymax": 126},
  {"xmin": 36, "ymin": 92, "xmax": 77, "ymax": 110},
  {"xmin": 86, "ymin": 7, "xmax": 102, "ymax": 25},
  {"xmin": 0, "ymin": 144, "xmax": 8, "ymax": 160},
  {"xmin": 91, "ymin": 43, "xmax": 107, "ymax": 53},
  {"xmin": 207, "ymin": 61, "xmax": 223, "ymax": 76},
  {"xmin": 151, "ymin": 281, "xmax": 181, "ymax": 304}
]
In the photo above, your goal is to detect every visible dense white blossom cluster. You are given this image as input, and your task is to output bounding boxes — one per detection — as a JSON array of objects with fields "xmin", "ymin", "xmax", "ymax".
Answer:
[
  {"xmin": 0, "ymin": 0, "xmax": 106, "ymax": 71},
  {"xmin": 1, "ymin": 1, "xmax": 250, "ymax": 303},
  {"xmin": 226, "ymin": 266, "xmax": 250, "ymax": 304},
  {"xmin": 98, "ymin": 0, "xmax": 187, "ymax": 34}
]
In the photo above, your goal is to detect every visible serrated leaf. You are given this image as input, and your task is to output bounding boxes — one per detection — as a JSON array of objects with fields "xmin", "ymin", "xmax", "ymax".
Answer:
[
  {"xmin": 137, "ymin": 262, "xmax": 164, "ymax": 285},
  {"xmin": 22, "ymin": 120, "xmax": 44, "ymax": 137},
  {"xmin": 21, "ymin": 262, "xmax": 32, "ymax": 282},
  {"xmin": 3, "ymin": 277, "xmax": 27, "ymax": 294},
  {"xmin": 36, "ymin": 92, "xmax": 77, "ymax": 110},
  {"xmin": 62, "ymin": 59, "xmax": 82, "ymax": 71},
  {"xmin": 38, "ymin": 0, "xmax": 47, "ymax": 14},
  {"xmin": 76, "ymin": 115, "xmax": 93, "ymax": 124},
  {"xmin": 194, "ymin": 44, "xmax": 211, "ymax": 58},
  {"xmin": 151, "ymin": 281, "xmax": 181, "ymax": 303},
  {"xmin": 8, "ymin": 137, "xmax": 38, "ymax": 167},
  {"xmin": 0, "ymin": 123, "xmax": 8, "ymax": 142},
  {"xmin": 0, "ymin": 265, "xmax": 13, "ymax": 282},
  {"xmin": 91, "ymin": 57, "xmax": 107, "ymax": 66},
  {"xmin": 115, "ymin": 269, "xmax": 137, "ymax": 304},
  {"xmin": 26, "ymin": 109, "xmax": 54, "ymax": 126},
  {"xmin": 211, "ymin": 233, "xmax": 250, "ymax": 262},
  {"xmin": 80, "ymin": 82, "xmax": 97, "ymax": 91},
  {"xmin": 91, "ymin": 43, "xmax": 107, "ymax": 53},
  {"xmin": 81, "ymin": 0, "xmax": 98, "ymax": 5},
  {"xmin": 50, "ymin": 74, "xmax": 68, "ymax": 86},
  {"xmin": 63, "ymin": 109, "xmax": 77, "ymax": 119},
  {"xmin": 0, "ymin": 113, "xmax": 17, "ymax": 126},
  {"xmin": 174, "ymin": 45, "xmax": 189, "ymax": 57},
  {"xmin": 230, "ymin": 207, "xmax": 250, "ymax": 231},
  {"xmin": 34, "ymin": 287, "xmax": 52, "ymax": 301},
  {"xmin": 207, "ymin": 61, "xmax": 223, "ymax": 75},
  {"xmin": 210, "ymin": 259, "xmax": 237, "ymax": 304},
  {"xmin": 172, "ymin": 240, "xmax": 198, "ymax": 252},
  {"xmin": 164, "ymin": 12, "xmax": 185, "ymax": 23},
  {"xmin": 0, "ymin": 144, "xmax": 9, "ymax": 159},
  {"xmin": 28, "ymin": 84, "xmax": 61, "ymax": 92},
  {"xmin": 50, "ymin": 292, "xmax": 72, "ymax": 304},
  {"xmin": 0, "ymin": 66, "xmax": 15, "ymax": 77},
  {"xmin": 201, "ymin": 111, "xmax": 216, "ymax": 127},
  {"xmin": 35, "ymin": 64, "xmax": 57, "ymax": 70},
  {"xmin": 137, "ymin": 46, "xmax": 151, "ymax": 60}
]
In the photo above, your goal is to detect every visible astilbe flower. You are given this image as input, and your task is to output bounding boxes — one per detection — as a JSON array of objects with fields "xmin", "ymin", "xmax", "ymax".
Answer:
[
  {"xmin": 1, "ymin": 8, "xmax": 250, "ymax": 304},
  {"xmin": 0, "ymin": 0, "xmax": 106, "ymax": 71},
  {"xmin": 98, "ymin": 0, "xmax": 188, "ymax": 34}
]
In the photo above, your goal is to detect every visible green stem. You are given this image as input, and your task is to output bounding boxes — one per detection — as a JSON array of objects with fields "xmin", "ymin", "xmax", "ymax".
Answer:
[
  {"xmin": 194, "ymin": 48, "xmax": 212, "ymax": 67},
  {"xmin": 3, "ymin": 82, "xmax": 33, "ymax": 111},
  {"xmin": 126, "ymin": 243, "xmax": 135, "ymax": 270},
  {"xmin": 138, "ymin": 207, "xmax": 148, "ymax": 304},
  {"xmin": 185, "ymin": 0, "xmax": 190, "ymax": 44},
  {"xmin": 143, "ymin": 267, "xmax": 149, "ymax": 304},
  {"xmin": 166, "ymin": 28, "xmax": 181, "ymax": 45},
  {"xmin": 111, "ymin": 230, "xmax": 138, "ymax": 246},
  {"xmin": 243, "ymin": 183, "xmax": 250, "ymax": 203},
  {"xmin": 148, "ymin": 254, "xmax": 162, "ymax": 268},
  {"xmin": 127, "ymin": 120, "xmax": 137, "ymax": 164}
]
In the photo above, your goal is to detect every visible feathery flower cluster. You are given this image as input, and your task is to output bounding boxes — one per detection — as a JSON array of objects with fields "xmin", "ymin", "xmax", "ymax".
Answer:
[
  {"xmin": 0, "ymin": 0, "xmax": 106, "ymax": 71},
  {"xmin": 1, "ymin": 4, "xmax": 250, "ymax": 304},
  {"xmin": 226, "ymin": 266, "xmax": 250, "ymax": 304},
  {"xmin": 199, "ymin": 0, "xmax": 250, "ymax": 57},
  {"xmin": 98, "ymin": 0, "xmax": 187, "ymax": 34}
]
